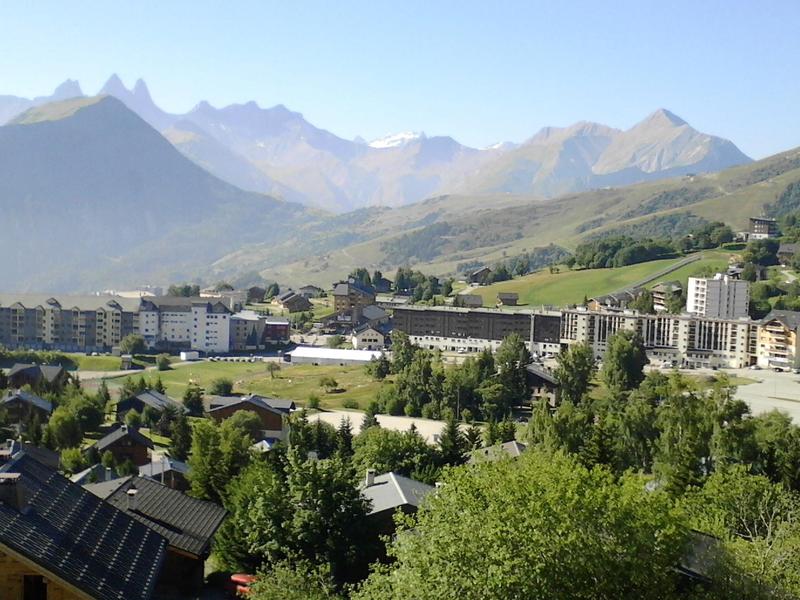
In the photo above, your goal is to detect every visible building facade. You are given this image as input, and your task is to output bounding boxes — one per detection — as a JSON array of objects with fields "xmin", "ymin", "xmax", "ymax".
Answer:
[
  {"xmin": 749, "ymin": 217, "xmax": 779, "ymax": 240},
  {"xmin": 756, "ymin": 310, "xmax": 800, "ymax": 369},
  {"xmin": 686, "ymin": 274, "xmax": 749, "ymax": 319},
  {"xmin": 392, "ymin": 306, "xmax": 561, "ymax": 355},
  {"xmin": 0, "ymin": 294, "xmax": 234, "ymax": 354},
  {"xmin": 560, "ymin": 307, "xmax": 755, "ymax": 369}
]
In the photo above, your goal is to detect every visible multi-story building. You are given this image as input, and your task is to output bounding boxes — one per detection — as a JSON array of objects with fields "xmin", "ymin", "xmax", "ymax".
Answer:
[
  {"xmin": 0, "ymin": 294, "xmax": 142, "ymax": 353},
  {"xmin": 0, "ymin": 294, "xmax": 233, "ymax": 353},
  {"xmin": 138, "ymin": 297, "xmax": 231, "ymax": 353},
  {"xmin": 229, "ymin": 310, "xmax": 290, "ymax": 351},
  {"xmin": 749, "ymin": 217, "xmax": 779, "ymax": 240},
  {"xmin": 651, "ymin": 281, "xmax": 683, "ymax": 312},
  {"xmin": 332, "ymin": 279, "xmax": 376, "ymax": 317},
  {"xmin": 392, "ymin": 306, "xmax": 561, "ymax": 355},
  {"xmin": 560, "ymin": 306, "xmax": 755, "ymax": 369},
  {"xmin": 686, "ymin": 274, "xmax": 749, "ymax": 319},
  {"xmin": 755, "ymin": 310, "xmax": 800, "ymax": 369}
]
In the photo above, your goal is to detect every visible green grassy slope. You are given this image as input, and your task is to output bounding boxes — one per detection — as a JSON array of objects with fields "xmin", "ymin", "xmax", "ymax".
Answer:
[
  {"xmin": 473, "ymin": 251, "xmax": 736, "ymax": 308},
  {"xmin": 242, "ymin": 147, "xmax": 800, "ymax": 288}
]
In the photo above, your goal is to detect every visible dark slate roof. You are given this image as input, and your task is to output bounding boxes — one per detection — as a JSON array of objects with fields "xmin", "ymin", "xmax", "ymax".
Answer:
[
  {"xmin": 469, "ymin": 440, "xmax": 528, "ymax": 464},
  {"xmin": 361, "ymin": 472, "xmax": 434, "ymax": 516},
  {"xmin": 0, "ymin": 454, "xmax": 166, "ymax": 600},
  {"xmin": 497, "ymin": 292, "xmax": 519, "ymax": 299},
  {"xmin": 83, "ymin": 476, "xmax": 131, "ymax": 500},
  {"xmin": 652, "ymin": 281, "xmax": 683, "ymax": 293},
  {"xmin": 70, "ymin": 464, "xmax": 120, "ymax": 486},
  {"xmin": 361, "ymin": 304, "xmax": 388, "ymax": 322},
  {"xmin": 277, "ymin": 290, "xmax": 297, "ymax": 302},
  {"xmin": 6, "ymin": 363, "xmax": 66, "ymax": 384},
  {"xmin": 104, "ymin": 477, "xmax": 226, "ymax": 558},
  {"xmin": 207, "ymin": 394, "xmax": 287, "ymax": 416},
  {"xmin": 333, "ymin": 279, "xmax": 375, "ymax": 297},
  {"xmin": 138, "ymin": 458, "xmax": 189, "ymax": 479},
  {"xmin": 92, "ymin": 425, "xmax": 154, "ymax": 452},
  {"xmin": 0, "ymin": 440, "xmax": 60, "ymax": 471},
  {"xmin": 778, "ymin": 243, "xmax": 800, "ymax": 255},
  {"xmin": 1, "ymin": 389, "xmax": 53, "ymax": 414},
  {"xmin": 120, "ymin": 389, "xmax": 184, "ymax": 413},
  {"xmin": 762, "ymin": 310, "xmax": 800, "ymax": 331},
  {"xmin": 525, "ymin": 364, "xmax": 559, "ymax": 385}
]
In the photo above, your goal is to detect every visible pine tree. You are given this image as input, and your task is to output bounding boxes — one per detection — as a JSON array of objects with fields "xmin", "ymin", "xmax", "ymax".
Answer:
[
  {"xmin": 170, "ymin": 412, "xmax": 192, "ymax": 460},
  {"xmin": 96, "ymin": 380, "xmax": 112, "ymax": 411},
  {"xmin": 439, "ymin": 414, "xmax": 467, "ymax": 466},
  {"xmin": 336, "ymin": 417, "xmax": 354, "ymax": 458},
  {"xmin": 153, "ymin": 376, "xmax": 166, "ymax": 394},
  {"xmin": 183, "ymin": 382, "xmax": 204, "ymax": 416},
  {"xmin": 361, "ymin": 406, "xmax": 380, "ymax": 431}
]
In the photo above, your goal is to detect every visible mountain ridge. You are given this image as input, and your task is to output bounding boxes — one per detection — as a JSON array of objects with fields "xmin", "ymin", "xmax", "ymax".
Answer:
[{"xmin": 0, "ymin": 75, "xmax": 753, "ymax": 212}]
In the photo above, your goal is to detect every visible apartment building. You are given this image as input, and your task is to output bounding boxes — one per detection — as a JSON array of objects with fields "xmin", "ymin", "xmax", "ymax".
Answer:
[
  {"xmin": 686, "ymin": 274, "xmax": 749, "ymax": 319},
  {"xmin": 139, "ymin": 297, "xmax": 231, "ymax": 353},
  {"xmin": 392, "ymin": 305, "xmax": 561, "ymax": 355},
  {"xmin": 560, "ymin": 307, "xmax": 754, "ymax": 369},
  {"xmin": 229, "ymin": 310, "xmax": 290, "ymax": 351},
  {"xmin": 756, "ymin": 310, "xmax": 800, "ymax": 369},
  {"xmin": 749, "ymin": 217, "xmax": 780, "ymax": 240},
  {"xmin": 0, "ymin": 294, "xmax": 142, "ymax": 353},
  {"xmin": 0, "ymin": 294, "xmax": 232, "ymax": 353}
]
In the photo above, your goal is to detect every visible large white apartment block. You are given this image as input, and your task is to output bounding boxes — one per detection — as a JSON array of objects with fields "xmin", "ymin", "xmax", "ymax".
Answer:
[
  {"xmin": 139, "ymin": 297, "xmax": 232, "ymax": 353},
  {"xmin": 560, "ymin": 307, "xmax": 755, "ymax": 369},
  {"xmin": 686, "ymin": 274, "xmax": 749, "ymax": 319}
]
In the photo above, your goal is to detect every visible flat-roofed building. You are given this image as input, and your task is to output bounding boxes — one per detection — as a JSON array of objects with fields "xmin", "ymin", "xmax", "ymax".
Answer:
[
  {"xmin": 687, "ymin": 274, "xmax": 749, "ymax": 319},
  {"xmin": 392, "ymin": 306, "xmax": 561, "ymax": 354}
]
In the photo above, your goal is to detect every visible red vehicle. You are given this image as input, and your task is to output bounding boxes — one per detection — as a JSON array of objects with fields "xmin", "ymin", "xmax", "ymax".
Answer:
[{"xmin": 226, "ymin": 573, "xmax": 257, "ymax": 597}]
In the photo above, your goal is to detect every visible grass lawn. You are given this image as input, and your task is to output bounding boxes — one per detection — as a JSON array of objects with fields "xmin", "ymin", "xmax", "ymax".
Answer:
[
  {"xmin": 126, "ymin": 360, "xmax": 385, "ymax": 411},
  {"xmin": 474, "ymin": 252, "xmax": 736, "ymax": 309},
  {"xmin": 474, "ymin": 257, "xmax": 687, "ymax": 308},
  {"xmin": 646, "ymin": 251, "xmax": 734, "ymax": 291}
]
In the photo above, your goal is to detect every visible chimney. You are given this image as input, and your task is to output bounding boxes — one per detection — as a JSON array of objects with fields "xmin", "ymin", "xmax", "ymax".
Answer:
[
  {"xmin": 161, "ymin": 456, "xmax": 166, "ymax": 485},
  {"xmin": 126, "ymin": 485, "xmax": 138, "ymax": 511},
  {"xmin": 0, "ymin": 473, "xmax": 26, "ymax": 511},
  {"xmin": 105, "ymin": 467, "xmax": 112, "ymax": 482},
  {"xmin": 365, "ymin": 468, "xmax": 375, "ymax": 487}
]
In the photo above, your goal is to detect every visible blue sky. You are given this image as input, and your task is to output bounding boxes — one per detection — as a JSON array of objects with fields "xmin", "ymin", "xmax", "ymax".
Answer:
[{"xmin": 0, "ymin": 1, "xmax": 798, "ymax": 158}]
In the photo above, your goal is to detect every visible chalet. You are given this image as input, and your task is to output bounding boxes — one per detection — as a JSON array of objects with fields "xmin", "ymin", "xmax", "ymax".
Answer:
[
  {"xmin": 361, "ymin": 470, "xmax": 433, "ymax": 538},
  {"xmin": 0, "ymin": 440, "xmax": 59, "ymax": 471},
  {"xmin": 89, "ymin": 425, "xmax": 154, "ymax": 467},
  {"xmin": 298, "ymin": 285, "xmax": 324, "ymax": 299},
  {"xmin": 6, "ymin": 363, "xmax": 68, "ymax": 391},
  {"xmin": 372, "ymin": 276, "xmax": 393, "ymax": 294},
  {"xmin": 526, "ymin": 364, "xmax": 560, "ymax": 406},
  {"xmin": 588, "ymin": 287, "xmax": 644, "ymax": 310},
  {"xmin": 497, "ymin": 292, "xmax": 519, "ymax": 306},
  {"xmin": 468, "ymin": 266, "xmax": 492, "ymax": 285},
  {"xmin": 778, "ymin": 243, "xmax": 799, "ymax": 266},
  {"xmin": 651, "ymin": 281, "xmax": 683, "ymax": 312},
  {"xmin": 468, "ymin": 440, "xmax": 527, "ymax": 464},
  {"xmin": 86, "ymin": 476, "xmax": 226, "ymax": 594},
  {"xmin": 0, "ymin": 390, "xmax": 52, "ymax": 429},
  {"xmin": 207, "ymin": 394, "xmax": 289, "ymax": 440},
  {"xmin": 332, "ymin": 279, "xmax": 376, "ymax": 315},
  {"xmin": 276, "ymin": 291, "xmax": 313, "ymax": 313},
  {"xmin": 352, "ymin": 323, "xmax": 392, "ymax": 350},
  {"xmin": 0, "ymin": 452, "xmax": 166, "ymax": 600},
  {"xmin": 756, "ymin": 310, "xmax": 800, "ymax": 369},
  {"xmin": 116, "ymin": 389, "xmax": 184, "ymax": 421},
  {"xmin": 455, "ymin": 294, "xmax": 484, "ymax": 308},
  {"xmin": 69, "ymin": 464, "xmax": 119, "ymax": 486},
  {"xmin": 139, "ymin": 457, "xmax": 190, "ymax": 491}
]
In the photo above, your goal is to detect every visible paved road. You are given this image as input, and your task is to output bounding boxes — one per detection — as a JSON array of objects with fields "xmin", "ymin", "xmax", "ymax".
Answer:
[{"xmin": 728, "ymin": 367, "xmax": 800, "ymax": 421}]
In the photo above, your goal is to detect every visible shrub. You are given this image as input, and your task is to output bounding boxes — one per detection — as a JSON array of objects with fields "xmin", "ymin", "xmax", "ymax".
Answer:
[
  {"xmin": 342, "ymin": 398, "xmax": 359, "ymax": 410},
  {"xmin": 307, "ymin": 394, "xmax": 321, "ymax": 410}
]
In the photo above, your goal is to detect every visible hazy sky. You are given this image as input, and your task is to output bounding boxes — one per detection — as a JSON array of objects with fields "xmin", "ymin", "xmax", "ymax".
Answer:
[{"xmin": 1, "ymin": 1, "xmax": 798, "ymax": 158}]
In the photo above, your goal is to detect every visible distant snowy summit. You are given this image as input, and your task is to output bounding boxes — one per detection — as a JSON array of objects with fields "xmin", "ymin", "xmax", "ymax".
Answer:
[{"xmin": 369, "ymin": 131, "xmax": 426, "ymax": 149}]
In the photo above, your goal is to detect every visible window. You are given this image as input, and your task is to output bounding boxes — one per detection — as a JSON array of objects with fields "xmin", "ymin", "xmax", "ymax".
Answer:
[{"xmin": 24, "ymin": 575, "xmax": 47, "ymax": 600}]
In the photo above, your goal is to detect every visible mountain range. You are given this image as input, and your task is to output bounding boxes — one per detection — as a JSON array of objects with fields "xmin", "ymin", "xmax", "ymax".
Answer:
[{"xmin": 0, "ymin": 76, "xmax": 752, "ymax": 212}]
